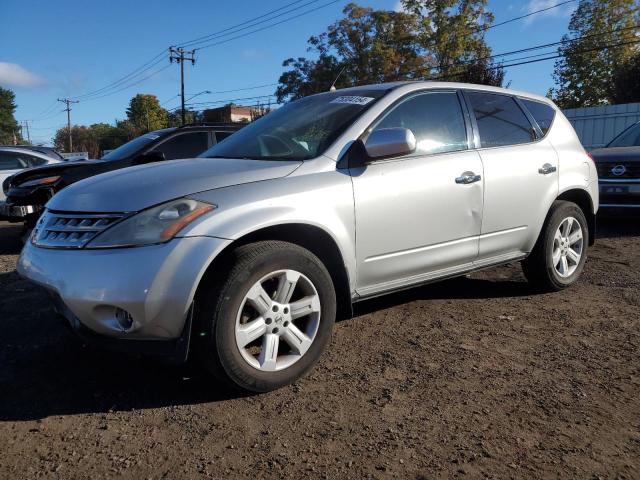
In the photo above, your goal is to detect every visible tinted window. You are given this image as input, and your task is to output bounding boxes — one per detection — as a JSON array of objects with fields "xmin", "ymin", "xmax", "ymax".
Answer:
[
  {"xmin": 26, "ymin": 154, "xmax": 47, "ymax": 167},
  {"xmin": 101, "ymin": 133, "xmax": 161, "ymax": 161},
  {"xmin": 521, "ymin": 99, "xmax": 556, "ymax": 136},
  {"xmin": 152, "ymin": 132, "xmax": 209, "ymax": 160},
  {"xmin": 372, "ymin": 91, "xmax": 468, "ymax": 156},
  {"xmin": 0, "ymin": 152, "xmax": 27, "ymax": 170},
  {"xmin": 215, "ymin": 131, "xmax": 234, "ymax": 143},
  {"xmin": 608, "ymin": 122, "xmax": 640, "ymax": 148},
  {"xmin": 468, "ymin": 92, "xmax": 536, "ymax": 148}
]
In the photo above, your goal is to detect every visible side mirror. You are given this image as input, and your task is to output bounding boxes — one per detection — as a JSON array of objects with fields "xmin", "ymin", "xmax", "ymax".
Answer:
[
  {"xmin": 364, "ymin": 127, "xmax": 416, "ymax": 161},
  {"xmin": 134, "ymin": 151, "xmax": 165, "ymax": 165}
]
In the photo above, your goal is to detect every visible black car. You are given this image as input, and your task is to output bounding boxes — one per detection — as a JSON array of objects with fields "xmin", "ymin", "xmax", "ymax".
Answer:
[
  {"xmin": 590, "ymin": 121, "xmax": 640, "ymax": 213},
  {"xmin": 1, "ymin": 123, "xmax": 242, "ymax": 232}
]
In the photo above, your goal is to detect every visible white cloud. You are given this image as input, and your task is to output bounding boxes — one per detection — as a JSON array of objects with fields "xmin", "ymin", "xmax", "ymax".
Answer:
[
  {"xmin": 523, "ymin": 0, "xmax": 576, "ymax": 25},
  {"xmin": 0, "ymin": 62, "xmax": 45, "ymax": 88},
  {"xmin": 394, "ymin": 0, "xmax": 406, "ymax": 12}
]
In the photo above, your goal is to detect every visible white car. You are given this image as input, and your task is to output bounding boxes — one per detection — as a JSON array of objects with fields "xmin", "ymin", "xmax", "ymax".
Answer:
[{"xmin": 0, "ymin": 146, "xmax": 63, "ymax": 201}]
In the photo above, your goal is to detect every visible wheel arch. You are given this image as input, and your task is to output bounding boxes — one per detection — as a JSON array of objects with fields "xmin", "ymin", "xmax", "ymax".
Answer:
[
  {"xmin": 194, "ymin": 223, "xmax": 353, "ymax": 322},
  {"xmin": 557, "ymin": 188, "xmax": 596, "ymax": 246}
]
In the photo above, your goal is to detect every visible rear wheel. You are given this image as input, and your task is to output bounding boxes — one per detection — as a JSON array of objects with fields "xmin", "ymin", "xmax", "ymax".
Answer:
[
  {"xmin": 522, "ymin": 200, "xmax": 588, "ymax": 291},
  {"xmin": 196, "ymin": 241, "xmax": 336, "ymax": 392}
]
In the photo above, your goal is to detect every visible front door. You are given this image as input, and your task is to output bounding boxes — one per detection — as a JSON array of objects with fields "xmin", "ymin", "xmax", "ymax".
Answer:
[{"xmin": 350, "ymin": 90, "xmax": 484, "ymax": 297}]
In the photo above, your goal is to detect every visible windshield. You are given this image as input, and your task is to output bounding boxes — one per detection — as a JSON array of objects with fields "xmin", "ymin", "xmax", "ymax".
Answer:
[
  {"xmin": 101, "ymin": 132, "xmax": 163, "ymax": 161},
  {"xmin": 608, "ymin": 122, "xmax": 640, "ymax": 148},
  {"xmin": 200, "ymin": 90, "xmax": 386, "ymax": 160}
]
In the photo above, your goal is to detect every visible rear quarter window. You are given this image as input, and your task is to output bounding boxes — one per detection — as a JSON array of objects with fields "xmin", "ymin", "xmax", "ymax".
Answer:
[{"xmin": 521, "ymin": 99, "xmax": 556, "ymax": 137}]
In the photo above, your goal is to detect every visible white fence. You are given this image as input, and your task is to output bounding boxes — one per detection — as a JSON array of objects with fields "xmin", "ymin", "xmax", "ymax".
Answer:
[
  {"xmin": 563, "ymin": 102, "xmax": 640, "ymax": 150},
  {"xmin": 61, "ymin": 152, "xmax": 89, "ymax": 161}
]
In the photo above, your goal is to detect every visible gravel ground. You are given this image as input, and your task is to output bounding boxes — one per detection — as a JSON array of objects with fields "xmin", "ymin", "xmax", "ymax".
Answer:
[{"xmin": 0, "ymin": 218, "xmax": 638, "ymax": 479}]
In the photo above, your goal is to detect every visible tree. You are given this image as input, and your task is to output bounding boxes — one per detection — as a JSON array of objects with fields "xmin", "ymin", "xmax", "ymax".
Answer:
[
  {"xmin": 276, "ymin": 3, "xmax": 429, "ymax": 102},
  {"xmin": 126, "ymin": 94, "xmax": 168, "ymax": 132},
  {"xmin": 451, "ymin": 58, "xmax": 506, "ymax": 86},
  {"xmin": 0, "ymin": 87, "xmax": 23, "ymax": 145},
  {"xmin": 53, "ymin": 125, "xmax": 99, "ymax": 157},
  {"xmin": 167, "ymin": 109, "xmax": 201, "ymax": 127},
  {"xmin": 612, "ymin": 52, "xmax": 640, "ymax": 103},
  {"xmin": 550, "ymin": 0, "xmax": 640, "ymax": 108},
  {"xmin": 401, "ymin": 0, "xmax": 494, "ymax": 79},
  {"xmin": 275, "ymin": 1, "xmax": 500, "ymax": 102}
]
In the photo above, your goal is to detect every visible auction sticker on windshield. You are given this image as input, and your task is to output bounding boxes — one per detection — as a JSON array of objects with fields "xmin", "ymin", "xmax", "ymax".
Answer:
[{"xmin": 330, "ymin": 96, "xmax": 374, "ymax": 105}]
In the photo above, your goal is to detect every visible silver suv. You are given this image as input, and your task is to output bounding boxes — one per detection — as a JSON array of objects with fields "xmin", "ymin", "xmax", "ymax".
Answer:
[{"xmin": 18, "ymin": 82, "xmax": 598, "ymax": 392}]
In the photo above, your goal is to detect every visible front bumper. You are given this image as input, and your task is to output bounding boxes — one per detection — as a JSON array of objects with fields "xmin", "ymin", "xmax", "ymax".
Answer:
[
  {"xmin": 17, "ymin": 235, "xmax": 232, "ymax": 342},
  {"xmin": 599, "ymin": 180, "xmax": 640, "ymax": 210}
]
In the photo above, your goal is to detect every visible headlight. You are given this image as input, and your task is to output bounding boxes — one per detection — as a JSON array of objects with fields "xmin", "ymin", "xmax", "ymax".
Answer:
[
  {"xmin": 19, "ymin": 176, "xmax": 61, "ymax": 188},
  {"xmin": 85, "ymin": 198, "xmax": 215, "ymax": 248}
]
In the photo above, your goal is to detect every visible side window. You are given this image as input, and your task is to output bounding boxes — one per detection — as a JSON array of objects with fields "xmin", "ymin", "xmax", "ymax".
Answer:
[
  {"xmin": 467, "ymin": 92, "xmax": 536, "ymax": 148},
  {"xmin": 25, "ymin": 154, "xmax": 47, "ymax": 167},
  {"xmin": 151, "ymin": 132, "xmax": 209, "ymax": 160},
  {"xmin": 372, "ymin": 91, "xmax": 468, "ymax": 156},
  {"xmin": 0, "ymin": 152, "xmax": 27, "ymax": 170},
  {"xmin": 215, "ymin": 131, "xmax": 234, "ymax": 143},
  {"xmin": 521, "ymin": 99, "xmax": 556, "ymax": 136}
]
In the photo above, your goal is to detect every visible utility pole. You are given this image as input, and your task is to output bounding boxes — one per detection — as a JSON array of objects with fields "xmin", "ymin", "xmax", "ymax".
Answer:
[
  {"xmin": 169, "ymin": 47, "xmax": 196, "ymax": 126},
  {"xmin": 57, "ymin": 98, "xmax": 78, "ymax": 152}
]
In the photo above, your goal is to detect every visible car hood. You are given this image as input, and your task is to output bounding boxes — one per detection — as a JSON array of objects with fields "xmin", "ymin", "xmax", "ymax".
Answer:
[
  {"xmin": 590, "ymin": 146, "xmax": 640, "ymax": 162},
  {"xmin": 47, "ymin": 157, "xmax": 302, "ymax": 212}
]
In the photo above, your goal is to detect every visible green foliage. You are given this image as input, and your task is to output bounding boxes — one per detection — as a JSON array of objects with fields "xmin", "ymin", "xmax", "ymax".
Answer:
[
  {"xmin": 167, "ymin": 109, "xmax": 201, "ymax": 127},
  {"xmin": 275, "ymin": 1, "xmax": 502, "ymax": 102},
  {"xmin": 551, "ymin": 0, "xmax": 640, "ymax": 108},
  {"xmin": 612, "ymin": 52, "xmax": 640, "ymax": 103},
  {"xmin": 0, "ymin": 87, "xmax": 23, "ymax": 145},
  {"xmin": 126, "ymin": 94, "xmax": 169, "ymax": 132}
]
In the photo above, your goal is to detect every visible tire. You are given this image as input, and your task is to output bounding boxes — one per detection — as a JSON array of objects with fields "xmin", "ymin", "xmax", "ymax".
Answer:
[
  {"xmin": 196, "ymin": 240, "xmax": 336, "ymax": 392},
  {"xmin": 522, "ymin": 200, "xmax": 589, "ymax": 292}
]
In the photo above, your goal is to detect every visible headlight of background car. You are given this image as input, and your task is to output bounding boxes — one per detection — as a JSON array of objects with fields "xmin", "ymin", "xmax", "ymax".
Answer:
[{"xmin": 86, "ymin": 198, "xmax": 215, "ymax": 248}]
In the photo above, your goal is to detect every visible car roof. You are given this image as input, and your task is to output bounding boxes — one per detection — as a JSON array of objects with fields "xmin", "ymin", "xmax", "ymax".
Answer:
[
  {"xmin": 0, "ymin": 144, "xmax": 64, "ymax": 158},
  {"xmin": 0, "ymin": 146, "xmax": 61, "ymax": 161},
  {"xmin": 335, "ymin": 81, "xmax": 555, "ymax": 107}
]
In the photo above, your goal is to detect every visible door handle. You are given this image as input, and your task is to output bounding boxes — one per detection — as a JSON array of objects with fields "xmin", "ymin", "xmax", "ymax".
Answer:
[
  {"xmin": 455, "ymin": 171, "xmax": 482, "ymax": 184},
  {"xmin": 538, "ymin": 163, "xmax": 557, "ymax": 175}
]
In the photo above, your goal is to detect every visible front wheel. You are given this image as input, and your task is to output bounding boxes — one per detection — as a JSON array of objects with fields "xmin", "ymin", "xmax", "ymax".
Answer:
[
  {"xmin": 522, "ymin": 200, "xmax": 588, "ymax": 291},
  {"xmin": 196, "ymin": 241, "xmax": 336, "ymax": 392}
]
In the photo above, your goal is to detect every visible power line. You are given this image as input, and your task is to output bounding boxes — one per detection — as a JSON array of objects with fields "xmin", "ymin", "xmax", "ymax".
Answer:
[
  {"xmin": 58, "ymin": 98, "xmax": 79, "ymax": 152},
  {"xmin": 178, "ymin": 0, "xmax": 323, "ymax": 49},
  {"xmin": 194, "ymin": 0, "xmax": 343, "ymax": 51}
]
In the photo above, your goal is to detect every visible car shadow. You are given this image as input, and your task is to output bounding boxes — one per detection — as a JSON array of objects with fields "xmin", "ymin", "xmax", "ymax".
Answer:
[
  {"xmin": 596, "ymin": 215, "xmax": 640, "ymax": 239},
  {"xmin": 0, "ymin": 223, "xmax": 23, "ymax": 255}
]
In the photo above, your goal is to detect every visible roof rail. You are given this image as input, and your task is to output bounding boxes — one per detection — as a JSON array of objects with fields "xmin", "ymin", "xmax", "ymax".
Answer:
[{"xmin": 178, "ymin": 122, "xmax": 241, "ymax": 129}]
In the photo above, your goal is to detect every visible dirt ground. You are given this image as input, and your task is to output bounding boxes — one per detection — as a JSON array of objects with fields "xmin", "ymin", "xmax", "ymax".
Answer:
[{"xmin": 0, "ymin": 218, "xmax": 638, "ymax": 479}]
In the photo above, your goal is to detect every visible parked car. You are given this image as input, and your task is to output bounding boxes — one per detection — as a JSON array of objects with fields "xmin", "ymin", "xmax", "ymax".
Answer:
[
  {"xmin": 17, "ymin": 82, "xmax": 598, "ymax": 392},
  {"xmin": 1, "ymin": 123, "xmax": 242, "ymax": 233},
  {"xmin": 0, "ymin": 144, "xmax": 66, "ymax": 161},
  {"xmin": 590, "ymin": 121, "xmax": 640, "ymax": 212},
  {"xmin": 0, "ymin": 146, "xmax": 63, "ymax": 202}
]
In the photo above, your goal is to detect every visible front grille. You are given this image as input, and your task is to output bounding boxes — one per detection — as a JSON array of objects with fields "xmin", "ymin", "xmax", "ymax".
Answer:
[
  {"xmin": 596, "ymin": 162, "xmax": 640, "ymax": 180},
  {"xmin": 33, "ymin": 211, "xmax": 125, "ymax": 249}
]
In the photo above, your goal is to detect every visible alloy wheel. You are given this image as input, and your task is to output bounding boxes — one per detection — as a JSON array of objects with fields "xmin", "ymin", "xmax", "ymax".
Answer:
[
  {"xmin": 552, "ymin": 216, "xmax": 584, "ymax": 278},
  {"xmin": 234, "ymin": 269, "xmax": 321, "ymax": 371}
]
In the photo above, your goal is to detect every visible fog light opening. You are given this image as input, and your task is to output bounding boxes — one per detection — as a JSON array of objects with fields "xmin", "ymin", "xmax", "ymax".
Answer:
[{"xmin": 115, "ymin": 308, "xmax": 134, "ymax": 332}]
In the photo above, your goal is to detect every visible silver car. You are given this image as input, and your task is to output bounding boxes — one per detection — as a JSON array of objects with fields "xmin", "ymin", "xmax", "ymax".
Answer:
[{"xmin": 17, "ymin": 82, "xmax": 598, "ymax": 392}]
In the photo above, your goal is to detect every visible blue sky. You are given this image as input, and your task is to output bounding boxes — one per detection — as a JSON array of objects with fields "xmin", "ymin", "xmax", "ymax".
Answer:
[{"xmin": 1, "ymin": 0, "xmax": 576, "ymax": 145}]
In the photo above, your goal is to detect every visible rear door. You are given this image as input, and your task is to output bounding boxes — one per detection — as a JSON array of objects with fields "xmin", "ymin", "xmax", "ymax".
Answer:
[{"xmin": 463, "ymin": 91, "xmax": 559, "ymax": 263}]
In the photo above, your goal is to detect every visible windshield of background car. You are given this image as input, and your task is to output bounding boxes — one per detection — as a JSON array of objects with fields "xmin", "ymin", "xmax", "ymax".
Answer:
[
  {"xmin": 200, "ymin": 90, "xmax": 387, "ymax": 160},
  {"xmin": 100, "ymin": 133, "xmax": 162, "ymax": 161},
  {"xmin": 608, "ymin": 123, "xmax": 640, "ymax": 148}
]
